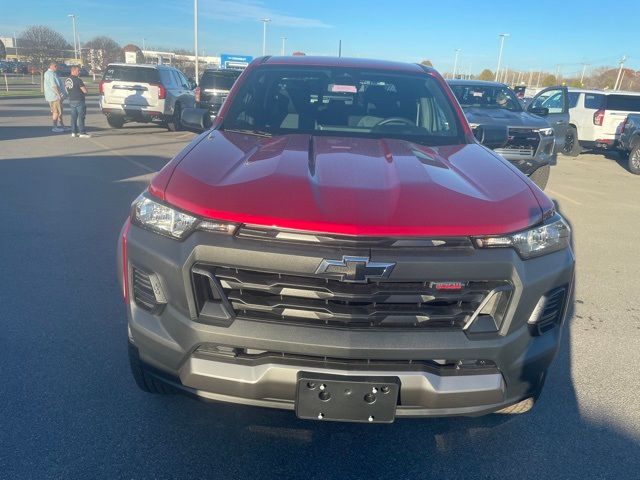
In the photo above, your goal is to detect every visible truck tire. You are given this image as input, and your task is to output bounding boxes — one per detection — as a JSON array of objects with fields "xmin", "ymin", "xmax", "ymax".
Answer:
[
  {"xmin": 629, "ymin": 144, "xmax": 640, "ymax": 175},
  {"xmin": 128, "ymin": 343, "xmax": 174, "ymax": 394},
  {"xmin": 561, "ymin": 126, "xmax": 581, "ymax": 157},
  {"xmin": 529, "ymin": 164, "xmax": 550, "ymax": 190},
  {"xmin": 107, "ymin": 116, "xmax": 125, "ymax": 129},
  {"xmin": 167, "ymin": 103, "xmax": 182, "ymax": 132}
]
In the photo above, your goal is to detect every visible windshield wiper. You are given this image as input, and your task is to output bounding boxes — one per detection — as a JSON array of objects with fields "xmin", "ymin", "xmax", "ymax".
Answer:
[{"xmin": 222, "ymin": 127, "xmax": 272, "ymax": 137}]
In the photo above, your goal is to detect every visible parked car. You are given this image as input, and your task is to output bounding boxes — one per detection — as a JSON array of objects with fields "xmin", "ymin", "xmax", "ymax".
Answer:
[
  {"xmin": 561, "ymin": 89, "xmax": 640, "ymax": 156},
  {"xmin": 618, "ymin": 113, "xmax": 640, "ymax": 174},
  {"xmin": 99, "ymin": 63, "xmax": 196, "ymax": 130},
  {"xmin": 195, "ymin": 68, "xmax": 241, "ymax": 119},
  {"xmin": 0, "ymin": 61, "xmax": 10, "ymax": 73},
  {"xmin": 120, "ymin": 56, "xmax": 575, "ymax": 423},
  {"xmin": 449, "ymin": 80, "xmax": 569, "ymax": 190}
]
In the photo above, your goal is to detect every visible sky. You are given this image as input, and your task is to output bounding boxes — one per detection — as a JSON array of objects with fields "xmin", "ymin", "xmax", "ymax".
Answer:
[{"xmin": 2, "ymin": 0, "xmax": 639, "ymax": 76}]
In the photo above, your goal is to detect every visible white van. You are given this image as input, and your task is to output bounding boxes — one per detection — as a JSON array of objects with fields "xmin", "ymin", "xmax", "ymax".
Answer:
[{"xmin": 561, "ymin": 89, "xmax": 640, "ymax": 156}]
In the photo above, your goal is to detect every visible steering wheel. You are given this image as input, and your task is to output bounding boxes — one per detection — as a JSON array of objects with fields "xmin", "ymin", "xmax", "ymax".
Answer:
[{"xmin": 374, "ymin": 117, "xmax": 414, "ymax": 127}]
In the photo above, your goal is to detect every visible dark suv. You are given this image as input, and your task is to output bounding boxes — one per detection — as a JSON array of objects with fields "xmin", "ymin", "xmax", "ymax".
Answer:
[
  {"xmin": 120, "ymin": 56, "xmax": 574, "ymax": 423},
  {"xmin": 195, "ymin": 68, "xmax": 241, "ymax": 119},
  {"xmin": 449, "ymin": 80, "xmax": 569, "ymax": 190}
]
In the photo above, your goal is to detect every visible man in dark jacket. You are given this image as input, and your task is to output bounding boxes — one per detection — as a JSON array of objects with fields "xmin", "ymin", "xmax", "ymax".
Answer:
[{"xmin": 64, "ymin": 66, "xmax": 90, "ymax": 138}]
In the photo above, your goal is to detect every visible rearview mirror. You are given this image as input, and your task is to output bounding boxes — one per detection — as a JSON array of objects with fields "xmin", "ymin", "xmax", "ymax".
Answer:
[
  {"xmin": 473, "ymin": 124, "xmax": 508, "ymax": 149},
  {"xmin": 180, "ymin": 108, "xmax": 212, "ymax": 132},
  {"xmin": 529, "ymin": 106, "xmax": 549, "ymax": 116}
]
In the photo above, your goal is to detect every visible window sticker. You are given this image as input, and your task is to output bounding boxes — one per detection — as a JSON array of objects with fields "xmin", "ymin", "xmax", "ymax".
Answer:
[{"xmin": 329, "ymin": 84, "xmax": 357, "ymax": 93}]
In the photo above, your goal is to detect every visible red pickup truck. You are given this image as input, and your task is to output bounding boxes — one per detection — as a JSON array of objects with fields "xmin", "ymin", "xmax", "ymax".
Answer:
[{"xmin": 119, "ymin": 56, "xmax": 574, "ymax": 423}]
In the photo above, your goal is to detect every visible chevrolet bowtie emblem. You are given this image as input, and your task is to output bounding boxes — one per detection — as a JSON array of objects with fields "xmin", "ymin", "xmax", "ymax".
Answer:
[{"xmin": 315, "ymin": 256, "xmax": 395, "ymax": 283}]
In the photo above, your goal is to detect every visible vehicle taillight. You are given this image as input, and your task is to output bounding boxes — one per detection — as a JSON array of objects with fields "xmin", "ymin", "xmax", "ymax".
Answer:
[
  {"xmin": 157, "ymin": 84, "xmax": 167, "ymax": 99},
  {"xmin": 99, "ymin": 80, "xmax": 109, "ymax": 94},
  {"xmin": 593, "ymin": 109, "xmax": 605, "ymax": 126},
  {"xmin": 620, "ymin": 117, "xmax": 628, "ymax": 134},
  {"xmin": 195, "ymin": 86, "xmax": 201, "ymax": 103}
]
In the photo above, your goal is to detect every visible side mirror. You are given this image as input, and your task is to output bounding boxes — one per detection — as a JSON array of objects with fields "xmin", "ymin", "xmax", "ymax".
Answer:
[
  {"xmin": 180, "ymin": 107, "xmax": 212, "ymax": 132},
  {"xmin": 529, "ymin": 106, "xmax": 549, "ymax": 116},
  {"xmin": 473, "ymin": 124, "xmax": 508, "ymax": 150}
]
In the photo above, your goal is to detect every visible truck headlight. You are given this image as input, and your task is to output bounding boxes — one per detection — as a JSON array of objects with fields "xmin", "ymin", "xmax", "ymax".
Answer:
[
  {"xmin": 474, "ymin": 214, "xmax": 570, "ymax": 259},
  {"xmin": 535, "ymin": 127, "xmax": 554, "ymax": 137},
  {"xmin": 131, "ymin": 193, "xmax": 236, "ymax": 240}
]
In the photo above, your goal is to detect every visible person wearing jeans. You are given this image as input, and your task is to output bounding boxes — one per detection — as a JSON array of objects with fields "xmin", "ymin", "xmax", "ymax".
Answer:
[{"xmin": 64, "ymin": 66, "xmax": 91, "ymax": 138}]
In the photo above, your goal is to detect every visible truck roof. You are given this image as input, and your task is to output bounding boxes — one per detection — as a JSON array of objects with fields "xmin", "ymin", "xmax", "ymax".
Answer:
[
  {"xmin": 568, "ymin": 88, "xmax": 640, "ymax": 96},
  {"xmin": 261, "ymin": 56, "xmax": 429, "ymax": 74}
]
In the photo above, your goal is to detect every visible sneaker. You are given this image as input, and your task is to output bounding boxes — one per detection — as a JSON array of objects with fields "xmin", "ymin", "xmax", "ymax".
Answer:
[
  {"xmin": 70, "ymin": 133, "xmax": 78, "ymax": 138},
  {"xmin": 78, "ymin": 133, "xmax": 92, "ymax": 138},
  {"xmin": 52, "ymin": 127, "xmax": 64, "ymax": 132}
]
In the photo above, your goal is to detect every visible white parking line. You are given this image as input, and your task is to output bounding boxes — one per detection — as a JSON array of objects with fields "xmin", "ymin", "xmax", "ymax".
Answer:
[
  {"xmin": 546, "ymin": 189, "xmax": 583, "ymax": 206},
  {"xmin": 88, "ymin": 137, "xmax": 156, "ymax": 173}
]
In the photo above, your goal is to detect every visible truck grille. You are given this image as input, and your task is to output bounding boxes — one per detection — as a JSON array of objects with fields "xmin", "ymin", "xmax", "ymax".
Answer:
[
  {"xmin": 496, "ymin": 127, "xmax": 540, "ymax": 157},
  {"xmin": 191, "ymin": 264, "xmax": 511, "ymax": 330}
]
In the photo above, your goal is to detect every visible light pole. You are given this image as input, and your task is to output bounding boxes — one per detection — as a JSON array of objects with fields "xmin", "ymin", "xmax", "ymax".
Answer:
[
  {"xmin": 494, "ymin": 33, "xmax": 509, "ymax": 81},
  {"xmin": 194, "ymin": 0, "xmax": 199, "ymax": 84},
  {"xmin": 452, "ymin": 49, "xmax": 461, "ymax": 79},
  {"xmin": 261, "ymin": 18, "xmax": 271, "ymax": 56},
  {"xmin": 68, "ymin": 14, "xmax": 78, "ymax": 60},
  {"xmin": 580, "ymin": 63, "xmax": 589, "ymax": 86},
  {"xmin": 281, "ymin": 37, "xmax": 287, "ymax": 56},
  {"xmin": 614, "ymin": 55, "xmax": 626, "ymax": 91}
]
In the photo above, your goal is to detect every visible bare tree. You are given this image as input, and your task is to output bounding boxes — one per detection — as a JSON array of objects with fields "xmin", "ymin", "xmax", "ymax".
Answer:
[
  {"xmin": 19, "ymin": 25, "xmax": 71, "ymax": 90},
  {"xmin": 83, "ymin": 36, "xmax": 122, "ymax": 71},
  {"xmin": 0, "ymin": 39, "xmax": 6, "ymax": 60},
  {"xmin": 420, "ymin": 60, "xmax": 433, "ymax": 67}
]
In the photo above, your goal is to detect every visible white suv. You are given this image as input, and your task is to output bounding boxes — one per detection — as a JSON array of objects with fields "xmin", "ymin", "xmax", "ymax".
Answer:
[
  {"xmin": 562, "ymin": 89, "xmax": 640, "ymax": 156},
  {"xmin": 99, "ymin": 64, "xmax": 196, "ymax": 131}
]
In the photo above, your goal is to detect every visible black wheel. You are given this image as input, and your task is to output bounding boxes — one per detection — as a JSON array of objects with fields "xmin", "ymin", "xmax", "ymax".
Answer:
[
  {"xmin": 629, "ymin": 144, "xmax": 640, "ymax": 175},
  {"xmin": 167, "ymin": 103, "xmax": 182, "ymax": 132},
  {"xmin": 107, "ymin": 116, "xmax": 125, "ymax": 129},
  {"xmin": 128, "ymin": 343, "xmax": 174, "ymax": 394},
  {"xmin": 561, "ymin": 125, "xmax": 581, "ymax": 157},
  {"xmin": 529, "ymin": 164, "xmax": 550, "ymax": 190}
]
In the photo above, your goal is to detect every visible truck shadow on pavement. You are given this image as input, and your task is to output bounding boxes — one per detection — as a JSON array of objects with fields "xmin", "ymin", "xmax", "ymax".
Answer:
[{"xmin": 1, "ymin": 154, "xmax": 638, "ymax": 479}]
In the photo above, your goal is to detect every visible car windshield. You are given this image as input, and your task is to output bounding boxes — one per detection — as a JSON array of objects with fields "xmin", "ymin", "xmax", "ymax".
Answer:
[
  {"xmin": 223, "ymin": 66, "xmax": 463, "ymax": 146},
  {"xmin": 450, "ymin": 84, "xmax": 522, "ymax": 112},
  {"xmin": 200, "ymin": 70, "xmax": 240, "ymax": 90}
]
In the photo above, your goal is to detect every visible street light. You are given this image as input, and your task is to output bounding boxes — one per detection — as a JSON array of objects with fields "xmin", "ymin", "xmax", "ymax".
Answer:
[
  {"xmin": 281, "ymin": 37, "xmax": 287, "ymax": 56},
  {"xmin": 68, "ymin": 14, "xmax": 78, "ymax": 60},
  {"xmin": 452, "ymin": 49, "xmax": 461, "ymax": 79},
  {"xmin": 495, "ymin": 33, "xmax": 509, "ymax": 82},
  {"xmin": 194, "ymin": 0, "xmax": 199, "ymax": 84},
  {"xmin": 261, "ymin": 18, "xmax": 271, "ymax": 56}
]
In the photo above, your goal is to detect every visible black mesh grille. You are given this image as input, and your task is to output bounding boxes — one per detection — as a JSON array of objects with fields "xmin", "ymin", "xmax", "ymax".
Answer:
[
  {"xmin": 132, "ymin": 267, "xmax": 159, "ymax": 312},
  {"xmin": 497, "ymin": 127, "xmax": 541, "ymax": 156},
  {"xmin": 192, "ymin": 264, "xmax": 510, "ymax": 330}
]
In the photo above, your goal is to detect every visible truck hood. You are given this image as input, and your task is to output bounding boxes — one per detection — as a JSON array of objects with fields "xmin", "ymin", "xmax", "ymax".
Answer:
[
  {"xmin": 461, "ymin": 107, "xmax": 550, "ymax": 129},
  {"xmin": 161, "ymin": 131, "xmax": 544, "ymax": 236}
]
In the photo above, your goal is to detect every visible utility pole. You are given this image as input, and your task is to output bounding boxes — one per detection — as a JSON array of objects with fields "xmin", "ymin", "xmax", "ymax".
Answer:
[
  {"xmin": 614, "ymin": 55, "xmax": 627, "ymax": 90},
  {"xmin": 194, "ymin": 0, "xmax": 199, "ymax": 84},
  {"xmin": 452, "ymin": 49, "xmax": 461, "ymax": 79},
  {"xmin": 495, "ymin": 33, "xmax": 510, "ymax": 81},
  {"xmin": 13, "ymin": 32, "xmax": 18, "ymax": 61},
  {"xmin": 281, "ymin": 37, "xmax": 287, "ymax": 56},
  {"xmin": 261, "ymin": 18, "xmax": 271, "ymax": 56},
  {"xmin": 68, "ymin": 14, "xmax": 78, "ymax": 59},
  {"xmin": 580, "ymin": 63, "xmax": 589, "ymax": 86},
  {"xmin": 338, "ymin": 39, "xmax": 342, "ymax": 57}
]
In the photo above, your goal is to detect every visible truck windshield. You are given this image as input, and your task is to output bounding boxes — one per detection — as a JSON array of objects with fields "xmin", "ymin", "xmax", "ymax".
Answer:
[
  {"xmin": 222, "ymin": 66, "xmax": 463, "ymax": 146},
  {"xmin": 450, "ymin": 84, "xmax": 522, "ymax": 112},
  {"xmin": 200, "ymin": 70, "xmax": 240, "ymax": 90}
]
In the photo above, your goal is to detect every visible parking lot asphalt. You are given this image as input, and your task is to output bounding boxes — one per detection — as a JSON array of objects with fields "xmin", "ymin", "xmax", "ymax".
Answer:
[{"xmin": 1, "ymin": 96, "xmax": 639, "ymax": 479}]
